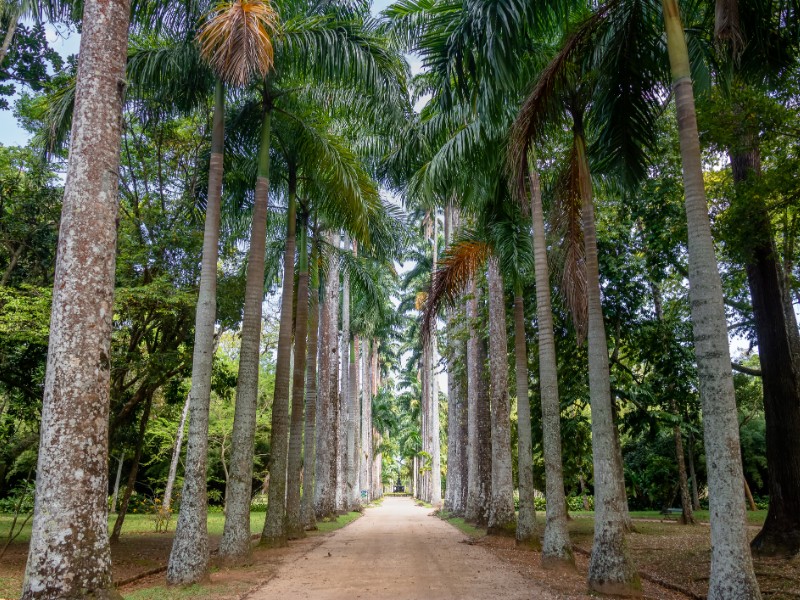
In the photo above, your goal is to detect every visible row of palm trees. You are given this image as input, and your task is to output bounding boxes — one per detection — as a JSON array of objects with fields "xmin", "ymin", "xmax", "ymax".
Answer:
[
  {"xmin": 19, "ymin": 0, "xmax": 409, "ymax": 596},
  {"xmin": 395, "ymin": 0, "xmax": 795, "ymax": 597}
]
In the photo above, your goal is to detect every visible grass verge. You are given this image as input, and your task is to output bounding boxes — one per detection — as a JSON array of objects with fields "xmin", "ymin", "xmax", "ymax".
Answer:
[{"xmin": 436, "ymin": 509, "xmax": 486, "ymax": 539}]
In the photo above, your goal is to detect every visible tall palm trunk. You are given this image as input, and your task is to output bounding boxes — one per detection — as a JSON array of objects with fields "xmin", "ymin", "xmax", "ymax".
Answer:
[
  {"xmin": 444, "ymin": 205, "xmax": 467, "ymax": 515},
  {"xmin": 339, "ymin": 236, "xmax": 351, "ymax": 511},
  {"xmin": 360, "ymin": 338, "xmax": 371, "ymax": 501},
  {"xmin": 421, "ymin": 347, "xmax": 430, "ymax": 500},
  {"xmin": 213, "ymin": 107, "xmax": 271, "ymax": 565},
  {"xmin": 315, "ymin": 231, "xmax": 340, "ymax": 519},
  {"xmin": 529, "ymin": 169, "xmax": 573, "ymax": 565},
  {"xmin": 286, "ymin": 213, "xmax": 310, "ymax": 539},
  {"xmin": 464, "ymin": 278, "xmax": 482, "ymax": 523},
  {"xmin": 168, "ymin": 83, "xmax": 228, "ymax": 579},
  {"xmin": 662, "ymin": 2, "xmax": 761, "ymax": 596},
  {"xmin": 466, "ymin": 279, "xmax": 493, "ymax": 526},
  {"xmin": 344, "ymin": 241, "xmax": 361, "ymax": 511},
  {"xmin": 513, "ymin": 291, "xmax": 537, "ymax": 545},
  {"xmin": 262, "ymin": 167, "xmax": 298, "ymax": 547},
  {"xmin": 347, "ymin": 333, "xmax": 360, "ymax": 509},
  {"xmin": 573, "ymin": 127, "xmax": 639, "ymax": 594},
  {"xmin": 486, "ymin": 257, "xmax": 516, "ymax": 535},
  {"xmin": 301, "ymin": 236, "xmax": 320, "ymax": 529},
  {"xmin": 21, "ymin": 2, "xmax": 129, "ymax": 596},
  {"xmin": 430, "ymin": 213, "xmax": 442, "ymax": 506}
]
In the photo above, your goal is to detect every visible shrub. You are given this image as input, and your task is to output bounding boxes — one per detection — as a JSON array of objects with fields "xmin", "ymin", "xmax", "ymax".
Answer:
[{"xmin": 250, "ymin": 494, "xmax": 268, "ymax": 512}]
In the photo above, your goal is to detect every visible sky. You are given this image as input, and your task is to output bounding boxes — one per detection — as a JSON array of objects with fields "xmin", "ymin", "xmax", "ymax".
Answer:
[{"xmin": 0, "ymin": 21, "xmax": 80, "ymax": 146}]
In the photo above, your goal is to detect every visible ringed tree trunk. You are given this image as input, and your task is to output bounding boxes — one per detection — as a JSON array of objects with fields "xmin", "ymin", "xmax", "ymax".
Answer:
[
  {"xmin": 261, "ymin": 165, "xmax": 299, "ymax": 547},
  {"xmin": 430, "ymin": 216, "xmax": 442, "ymax": 507},
  {"xmin": 214, "ymin": 106, "xmax": 271, "ymax": 566},
  {"xmin": 513, "ymin": 290, "xmax": 538, "ymax": 546},
  {"xmin": 443, "ymin": 205, "xmax": 455, "ymax": 513},
  {"xmin": 338, "ymin": 236, "xmax": 351, "ymax": 511},
  {"xmin": 315, "ymin": 231, "xmax": 340, "ymax": 519},
  {"xmin": 21, "ymin": 1, "xmax": 130, "ymax": 596},
  {"xmin": 301, "ymin": 234, "xmax": 320, "ymax": 530},
  {"xmin": 573, "ymin": 127, "xmax": 640, "ymax": 595},
  {"xmin": 464, "ymin": 278, "xmax": 482, "ymax": 524},
  {"xmin": 347, "ymin": 333, "xmax": 360, "ymax": 510},
  {"xmin": 345, "ymin": 241, "xmax": 361, "ymax": 511},
  {"xmin": 486, "ymin": 257, "xmax": 516, "ymax": 535},
  {"xmin": 454, "ymin": 333, "xmax": 469, "ymax": 515},
  {"xmin": 529, "ymin": 169, "xmax": 574, "ymax": 565},
  {"xmin": 286, "ymin": 212, "xmax": 310, "ymax": 539},
  {"xmin": 466, "ymin": 281, "xmax": 493, "ymax": 527},
  {"xmin": 444, "ymin": 205, "xmax": 467, "ymax": 515},
  {"xmin": 662, "ymin": 1, "xmax": 761, "ymax": 596},
  {"xmin": 360, "ymin": 338, "xmax": 371, "ymax": 502},
  {"xmin": 729, "ymin": 144, "xmax": 800, "ymax": 557}
]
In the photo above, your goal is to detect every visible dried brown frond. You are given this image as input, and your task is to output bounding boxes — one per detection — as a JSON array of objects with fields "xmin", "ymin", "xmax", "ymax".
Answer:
[
  {"xmin": 551, "ymin": 142, "xmax": 587, "ymax": 344},
  {"xmin": 420, "ymin": 240, "xmax": 492, "ymax": 342},
  {"xmin": 507, "ymin": 0, "xmax": 620, "ymax": 208},
  {"xmin": 197, "ymin": 0, "xmax": 278, "ymax": 87},
  {"xmin": 714, "ymin": 0, "xmax": 744, "ymax": 60},
  {"xmin": 415, "ymin": 291, "xmax": 428, "ymax": 312}
]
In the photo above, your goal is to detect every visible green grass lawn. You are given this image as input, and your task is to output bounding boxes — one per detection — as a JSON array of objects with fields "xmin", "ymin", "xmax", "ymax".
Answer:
[
  {"xmin": 438, "ymin": 512, "xmax": 485, "ymax": 538},
  {"xmin": 0, "ymin": 510, "xmax": 266, "ymax": 544}
]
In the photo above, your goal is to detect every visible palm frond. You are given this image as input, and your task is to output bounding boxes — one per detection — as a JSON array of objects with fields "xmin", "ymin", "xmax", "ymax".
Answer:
[
  {"xmin": 551, "ymin": 141, "xmax": 587, "ymax": 344},
  {"xmin": 508, "ymin": 0, "xmax": 618, "ymax": 201},
  {"xmin": 420, "ymin": 237, "xmax": 491, "ymax": 341},
  {"xmin": 197, "ymin": 0, "xmax": 278, "ymax": 87}
]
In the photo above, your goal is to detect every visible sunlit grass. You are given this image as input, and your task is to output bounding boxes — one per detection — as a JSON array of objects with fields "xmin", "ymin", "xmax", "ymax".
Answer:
[
  {"xmin": 0, "ymin": 511, "xmax": 266, "ymax": 544},
  {"xmin": 313, "ymin": 511, "xmax": 360, "ymax": 534}
]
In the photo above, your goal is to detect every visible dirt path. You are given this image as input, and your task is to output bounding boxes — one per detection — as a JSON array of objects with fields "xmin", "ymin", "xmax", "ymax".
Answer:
[{"xmin": 247, "ymin": 496, "xmax": 555, "ymax": 600}]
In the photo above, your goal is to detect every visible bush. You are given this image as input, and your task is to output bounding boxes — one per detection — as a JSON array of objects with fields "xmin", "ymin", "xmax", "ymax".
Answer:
[
  {"xmin": 250, "ymin": 494, "xmax": 268, "ymax": 512},
  {"xmin": 567, "ymin": 495, "xmax": 593, "ymax": 511},
  {"xmin": 0, "ymin": 484, "xmax": 34, "ymax": 514}
]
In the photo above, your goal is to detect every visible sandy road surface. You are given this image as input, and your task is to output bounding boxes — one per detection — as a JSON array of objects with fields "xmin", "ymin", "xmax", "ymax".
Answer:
[{"xmin": 248, "ymin": 496, "xmax": 555, "ymax": 600}]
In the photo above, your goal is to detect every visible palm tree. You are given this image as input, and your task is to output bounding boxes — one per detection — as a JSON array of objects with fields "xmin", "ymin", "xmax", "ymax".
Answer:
[
  {"xmin": 300, "ymin": 233, "xmax": 321, "ymax": 530},
  {"xmin": 465, "ymin": 276, "xmax": 491, "ymax": 527},
  {"xmin": 527, "ymin": 167, "xmax": 573, "ymax": 566},
  {"xmin": 286, "ymin": 208, "xmax": 311, "ymax": 539},
  {"xmin": 171, "ymin": 0, "xmax": 277, "ymax": 574},
  {"xmin": 265, "ymin": 111, "xmax": 394, "ymax": 541},
  {"xmin": 508, "ymin": 17, "xmax": 646, "ymax": 591},
  {"xmin": 21, "ymin": 0, "xmax": 131, "ymax": 596},
  {"xmin": 660, "ymin": 0, "xmax": 760, "ymax": 595},
  {"xmin": 316, "ymin": 229, "xmax": 340, "ymax": 519},
  {"xmin": 485, "ymin": 255, "xmax": 517, "ymax": 535},
  {"xmin": 260, "ymin": 161, "xmax": 298, "ymax": 548}
]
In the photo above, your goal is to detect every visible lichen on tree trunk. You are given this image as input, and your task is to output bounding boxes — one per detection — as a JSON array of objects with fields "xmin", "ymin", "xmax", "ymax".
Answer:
[
  {"xmin": 21, "ymin": 1, "xmax": 130, "ymax": 596},
  {"xmin": 486, "ymin": 257, "xmax": 516, "ymax": 535}
]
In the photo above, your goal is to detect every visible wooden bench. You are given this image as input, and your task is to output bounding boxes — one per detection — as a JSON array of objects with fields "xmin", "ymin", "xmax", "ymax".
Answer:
[{"xmin": 660, "ymin": 507, "xmax": 683, "ymax": 522}]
